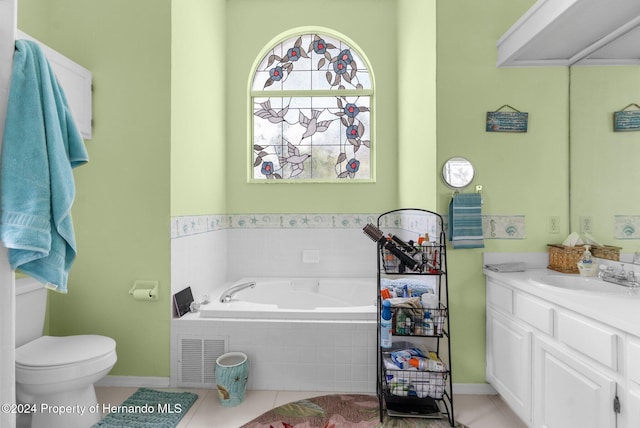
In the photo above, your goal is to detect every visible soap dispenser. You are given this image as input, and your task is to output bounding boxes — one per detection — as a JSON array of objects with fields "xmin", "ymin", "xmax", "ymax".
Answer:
[{"xmin": 577, "ymin": 245, "xmax": 598, "ymax": 277}]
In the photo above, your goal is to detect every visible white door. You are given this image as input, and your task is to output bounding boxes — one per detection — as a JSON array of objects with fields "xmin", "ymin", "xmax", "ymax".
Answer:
[
  {"xmin": 534, "ymin": 336, "xmax": 616, "ymax": 428},
  {"xmin": 486, "ymin": 308, "xmax": 532, "ymax": 424}
]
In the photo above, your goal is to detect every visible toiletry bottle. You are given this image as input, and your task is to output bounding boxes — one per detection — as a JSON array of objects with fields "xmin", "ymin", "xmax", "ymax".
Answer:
[
  {"xmin": 408, "ymin": 357, "xmax": 445, "ymax": 372},
  {"xmin": 422, "ymin": 311, "xmax": 434, "ymax": 336},
  {"xmin": 381, "ymin": 300, "xmax": 393, "ymax": 348},
  {"xmin": 405, "ymin": 316, "xmax": 413, "ymax": 335},
  {"xmin": 577, "ymin": 244, "xmax": 597, "ymax": 277},
  {"xmin": 395, "ymin": 309, "xmax": 406, "ymax": 335}
]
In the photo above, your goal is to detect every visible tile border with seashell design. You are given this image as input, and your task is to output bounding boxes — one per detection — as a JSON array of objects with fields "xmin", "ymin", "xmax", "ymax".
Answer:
[{"xmin": 171, "ymin": 213, "xmax": 526, "ymax": 240}]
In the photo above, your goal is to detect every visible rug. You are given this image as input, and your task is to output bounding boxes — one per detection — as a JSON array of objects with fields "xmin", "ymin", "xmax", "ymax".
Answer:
[
  {"xmin": 240, "ymin": 394, "xmax": 468, "ymax": 428},
  {"xmin": 92, "ymin": 388, "xmax": 198, "ymax": 428}
]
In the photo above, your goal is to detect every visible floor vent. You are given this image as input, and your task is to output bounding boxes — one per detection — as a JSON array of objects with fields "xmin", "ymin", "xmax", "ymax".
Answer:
[{"xmin": 178, "ymin": 335, "xmax": 227, "ymax": 387}]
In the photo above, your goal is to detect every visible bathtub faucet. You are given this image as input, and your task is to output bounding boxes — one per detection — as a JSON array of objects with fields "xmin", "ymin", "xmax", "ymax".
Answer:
[{"xmin": 219, "ymin": 281, "xmax": 256, "ymax": 303}]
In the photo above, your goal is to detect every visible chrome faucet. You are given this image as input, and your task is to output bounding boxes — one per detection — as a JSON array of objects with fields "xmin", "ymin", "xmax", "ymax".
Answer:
[
  {"xmin": 219, "ymin": 281, "xmax": 256, "ymax": 303},
  {"xmin": 599, "ymin": 264, "xmax": 638, "ymax": 288}
]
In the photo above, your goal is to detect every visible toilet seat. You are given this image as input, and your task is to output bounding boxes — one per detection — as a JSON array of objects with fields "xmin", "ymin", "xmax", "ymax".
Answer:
[{"xmin": 16, "ymin": 335, "xmax": 117, "ymax": 385}]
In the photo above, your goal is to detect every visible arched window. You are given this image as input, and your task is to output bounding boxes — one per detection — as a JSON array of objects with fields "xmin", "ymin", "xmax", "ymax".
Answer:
[{"xmin": 250, "ymin": 29, "xmax": 374, "ymax": 182}]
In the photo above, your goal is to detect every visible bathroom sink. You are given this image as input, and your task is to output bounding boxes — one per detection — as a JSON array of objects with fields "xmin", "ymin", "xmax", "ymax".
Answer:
[{"xmin": 534, "ymin": 275, "xmax": 638, "ymax": 294}]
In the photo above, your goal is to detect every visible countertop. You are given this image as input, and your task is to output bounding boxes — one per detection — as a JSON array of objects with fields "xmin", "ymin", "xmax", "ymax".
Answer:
[{"xmin": 484, "ymin": 267, "xmax": 640, "ymax": 338}]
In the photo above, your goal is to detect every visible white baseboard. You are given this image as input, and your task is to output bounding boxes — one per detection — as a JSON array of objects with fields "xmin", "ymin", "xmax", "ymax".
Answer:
[
  {"xmin": 452, "ymin": 383, "xmax": 497, "ymax": 395},
  {"xmin": 96, "ymin": 376, "xmax": 496, "ymax": 396},
  {"xmin": 95, "ymin": 375, "xmax": 170, "ymax": 388}
]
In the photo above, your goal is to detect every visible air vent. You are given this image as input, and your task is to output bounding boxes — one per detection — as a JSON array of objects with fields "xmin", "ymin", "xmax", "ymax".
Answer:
[{"xmin": 178, "ymin": 335, "xmax": 227, "ymax": 387}]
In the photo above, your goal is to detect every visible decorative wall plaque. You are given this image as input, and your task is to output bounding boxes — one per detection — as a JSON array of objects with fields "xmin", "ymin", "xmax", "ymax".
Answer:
[
  {"xmin": 486, "ymin": 105, "xmax": 528, "ymax": 133},
  {"xmin": 614, "ymin": 104, "xmax": 640, "ymax": 132}
]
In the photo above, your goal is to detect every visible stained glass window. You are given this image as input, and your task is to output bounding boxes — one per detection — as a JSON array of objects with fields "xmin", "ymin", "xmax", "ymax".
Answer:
[{"xmin": 250, "ymin": 31, "xmax": 374, "ymax": 182}]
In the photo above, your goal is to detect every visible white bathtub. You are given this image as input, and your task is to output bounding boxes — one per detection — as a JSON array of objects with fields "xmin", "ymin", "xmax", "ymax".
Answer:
[
  {"xmin": 199, "ymin": 277, "xmax": 377, "ymax": 321},
  {"xmin": 173, "ymin": 276, "xmax": 378, "ymax": 392}
]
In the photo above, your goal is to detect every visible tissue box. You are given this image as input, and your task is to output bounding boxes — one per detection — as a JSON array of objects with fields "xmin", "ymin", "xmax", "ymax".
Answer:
[{"xmin": 547, "ymin": 244, "xmax": 584, "ymax": 273}]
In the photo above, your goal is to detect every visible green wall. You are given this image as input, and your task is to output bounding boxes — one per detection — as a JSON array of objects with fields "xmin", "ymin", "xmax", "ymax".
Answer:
[
  {"xmin": 18, "ymin": 0, "xmax": 172, "ymax": 377},
  {"xmin": 171, "ymin": 0, "xmax": 227, "ymax": 217},
  {"xmin": 17, "ymin": 0, "xmax": 576, "ymax": 384},
  {"xmin": 224, "ymin": 0, "xmax": 402, "ymax": 214},
  {"xmin": 436, "ymin": 0, "xmax": 568, "ymax": 382}
]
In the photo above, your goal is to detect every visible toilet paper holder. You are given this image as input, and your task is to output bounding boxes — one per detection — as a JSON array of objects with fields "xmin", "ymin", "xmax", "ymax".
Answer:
[{"xmin": 129, "ymin": 280, "xmax": 159, "ymax": 301}]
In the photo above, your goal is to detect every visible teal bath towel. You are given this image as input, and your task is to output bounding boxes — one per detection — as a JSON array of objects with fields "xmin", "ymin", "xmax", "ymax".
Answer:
[
  {"xmin": 448, "ymin": 193, "xmax": 484, "ymax": 249},
  {"xmin": 0, "ymin": 40, "xmax": 88, "ymax": 293}
]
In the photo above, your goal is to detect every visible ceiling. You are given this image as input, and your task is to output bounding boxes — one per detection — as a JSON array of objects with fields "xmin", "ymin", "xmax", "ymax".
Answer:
[{"xmin": 497, "ymin": 0, "xmax": 640, "ymax": 67}]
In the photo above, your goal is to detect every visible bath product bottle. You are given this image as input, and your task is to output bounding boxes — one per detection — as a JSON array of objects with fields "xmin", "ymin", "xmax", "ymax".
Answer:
[
  {"xmin": 422, "ymin": 311, "xmax": 434, "ymax": 336},
  {"xmin": 421, "ymin": 291, "xmax": 438, "ymax": 309},
  {"xmin": 577, "ymin": 244, "xmax": 598, "ymax": 277},
  {"xmin": 408, "ymin": 357, "xmax": 445, "ymax": 372},
  {"xmin": 404, "ymin": 316, "xmax": 413, "ymax": 335},
  {"xmin": 381, "ymin": 300, "xmax": 393, "ymax": 348},
  {"xmin": 395, "ymin": 309, "xmax": 407, "ymax": 335}
]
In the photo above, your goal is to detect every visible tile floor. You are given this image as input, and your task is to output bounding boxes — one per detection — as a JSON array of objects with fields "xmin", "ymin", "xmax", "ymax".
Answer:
[{"xmin": 95, "ymin": 387, "xmax": 528, "ymax": 428}]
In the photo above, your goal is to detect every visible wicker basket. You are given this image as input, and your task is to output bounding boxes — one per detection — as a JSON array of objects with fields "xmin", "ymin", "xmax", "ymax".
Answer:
[
  {"xmin": 547, "ymin": 244, "xmax": 584, "ymax": 273},
  {"xmin": 591, "ymin": 245, "xmax": 622, "ymax": 261},
  {"xmin": 547, "ymin": 244, "xmax": 621, "ymax": 273}
]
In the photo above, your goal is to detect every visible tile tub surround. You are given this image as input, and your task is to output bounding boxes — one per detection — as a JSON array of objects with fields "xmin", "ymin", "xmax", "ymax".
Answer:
[
  {"xmin": 171, "ymin": 316, "xmax": 377, "ymax": 392},
  {"xmin": 169, "ymin": 215, "xmax": 531, "ymax": 394}
]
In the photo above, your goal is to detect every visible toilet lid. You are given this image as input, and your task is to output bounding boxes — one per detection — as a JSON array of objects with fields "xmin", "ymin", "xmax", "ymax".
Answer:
[{"xmin": 16, "ymin": 335, "xmax": 116, "ymax": 367}]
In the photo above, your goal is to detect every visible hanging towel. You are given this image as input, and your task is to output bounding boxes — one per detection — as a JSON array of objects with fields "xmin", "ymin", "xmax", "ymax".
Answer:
[
  {"xmin": 448, "ymin": 193, "xmax": 484, "ymax": 249},
  {"xmin": 0, "ymin": 40, "xmax": 88, "ymax": 293}
]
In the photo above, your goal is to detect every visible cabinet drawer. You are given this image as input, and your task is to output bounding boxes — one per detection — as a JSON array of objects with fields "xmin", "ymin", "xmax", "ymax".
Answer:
[
  {"xmin": 487, "ymin": 279, "xmax": 513, "ymax": 314},
  {"xmin": 514, "ymin": 293, "xmax": 554, "ymax": 336},
  {"xmin": 628, "ymin": 336, "xmax": 640, "ymax": 384},
  {"xmin": 557, "ymin": 311, "xmax": 618, "ymax": 370}
]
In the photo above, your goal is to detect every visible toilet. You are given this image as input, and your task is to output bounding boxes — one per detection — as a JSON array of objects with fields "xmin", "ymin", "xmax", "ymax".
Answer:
[{"xmin": 15, "ymin": 276, "xmax": 117, "ymax": 428}]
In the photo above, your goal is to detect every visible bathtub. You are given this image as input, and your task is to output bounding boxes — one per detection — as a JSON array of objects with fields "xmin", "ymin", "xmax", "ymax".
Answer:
[
  {"xmin": 199, "ymin": 277, "xmax": 377, "ymax": 321},
  {"xmin": 173, "ymin": 276, "xmax": 378, "ymax": 392}
]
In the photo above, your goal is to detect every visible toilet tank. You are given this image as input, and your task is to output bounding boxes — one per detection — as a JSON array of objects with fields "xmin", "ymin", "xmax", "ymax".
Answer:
[{"xmin": 15, "ymin": 277, "xmax": 47, "ymax": 348}]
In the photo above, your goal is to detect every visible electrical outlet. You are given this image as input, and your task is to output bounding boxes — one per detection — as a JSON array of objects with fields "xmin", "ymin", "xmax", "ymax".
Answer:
[
  {"xmin": 580, "ymin": 216, "xmax": 593, "ymax": 234},
  {"xmin": 302, "ymin": 249, "xmax": 320, "ymax": 263},
  {"xmin": 548, "ymin": 216, "xmax": 560, "ymax": 234}
]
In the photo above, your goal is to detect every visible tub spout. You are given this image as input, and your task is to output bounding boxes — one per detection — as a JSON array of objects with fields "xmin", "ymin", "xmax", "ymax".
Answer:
[{"xmin": 220, "ymin": 281, "xmax": 256, "ymax": 303}]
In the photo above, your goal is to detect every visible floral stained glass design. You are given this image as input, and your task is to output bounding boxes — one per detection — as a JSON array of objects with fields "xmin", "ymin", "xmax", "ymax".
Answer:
[{"xmin": 251, "ymin": 33, "xmax": 373, "ymax": 181}]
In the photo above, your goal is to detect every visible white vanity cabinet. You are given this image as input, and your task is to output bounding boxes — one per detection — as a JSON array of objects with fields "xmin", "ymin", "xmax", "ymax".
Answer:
[
  {"xmin": 486, "ymin": 279, "xmax": 533, "ymax": 424},
  {"xmin": 17, "ymin": 30, "xmax": 92, "ymax": 139},
  {"xmin": 534, "ymin": 335, "xmax": 616, "ymax": 428},
  {"xmin": 626, "ymin": 336, "xmax": 640, "ymax": 428},
  {"xmin": 486, "ymin": 274, "xmax": 626, "ymax": 428}
]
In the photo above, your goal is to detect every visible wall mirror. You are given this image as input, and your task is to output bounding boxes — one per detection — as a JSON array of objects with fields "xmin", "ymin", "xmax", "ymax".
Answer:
[
  {"xmin": 570, "ymin": 66, "xmax": 640, "ymax": 261},
  {"xmin": 442, "ymin": 157, "xmax": 475, "ymax": 189}
]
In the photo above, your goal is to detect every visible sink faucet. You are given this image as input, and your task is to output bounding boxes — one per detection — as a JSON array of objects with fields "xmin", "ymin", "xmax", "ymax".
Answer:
[
  {"xmin": 219, "ymin": 281, "xmax": 256, "ymax": 303},
  {"xmin": 599, "ymin": 264, "xmax": 638, "ymax": 288}
]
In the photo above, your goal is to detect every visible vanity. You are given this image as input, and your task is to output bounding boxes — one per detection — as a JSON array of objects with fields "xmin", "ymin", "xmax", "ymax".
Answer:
[{"xmin": 484, "ymin": 255, "xmax": 640, "ymax": 428}]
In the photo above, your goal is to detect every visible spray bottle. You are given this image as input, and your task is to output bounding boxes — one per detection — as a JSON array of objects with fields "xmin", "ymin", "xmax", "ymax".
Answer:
[{"xmin": 381, "ymin": 299, "xmax": 393, "ymax": 348}]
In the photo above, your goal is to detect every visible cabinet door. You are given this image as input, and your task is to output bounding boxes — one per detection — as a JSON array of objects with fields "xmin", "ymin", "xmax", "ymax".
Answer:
[
  {"xmin": 534, "ymin": 336, "xmax": 616, "ymax": 428},
  {"xmin": 486, "ymin": 308, "xmax": 532, "ymax": 424},
  {"xmin": 17, "ymin": 30, "xmax": 92, "ymax": 139},
  {"xmin": 627, "ymin": 387, "xmax": 640, "ymax": 428}
]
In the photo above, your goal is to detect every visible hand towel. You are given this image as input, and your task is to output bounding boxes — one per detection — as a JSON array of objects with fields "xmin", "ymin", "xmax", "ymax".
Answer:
[
  {"xmin": 0, "ymin": 40, "xmax": 88, "ymax": 293},
  {"xmin": 448, "ymin": 193, "xmax": 484, "ymax": 249},
  {"xmin": 484, "ymin": 262, "xmax": 527, "ymax": 272}
]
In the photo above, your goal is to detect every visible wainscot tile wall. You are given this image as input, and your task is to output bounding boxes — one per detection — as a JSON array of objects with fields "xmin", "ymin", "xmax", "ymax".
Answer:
[{"xmin": 170, "ymin": 213, "xmax": 527, "ymax": 300}]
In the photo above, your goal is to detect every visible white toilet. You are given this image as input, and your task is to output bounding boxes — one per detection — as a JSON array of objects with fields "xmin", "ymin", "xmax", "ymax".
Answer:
[{"xmin": 15, "ymin": 276, "xmax": 117, "ymax": 428}]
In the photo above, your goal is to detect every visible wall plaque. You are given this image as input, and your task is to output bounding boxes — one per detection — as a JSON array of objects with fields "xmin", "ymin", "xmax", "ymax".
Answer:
[
  {"xmin": 614, "ymin": 104, "xmax": 640, "ymax": 132},
  {"xmin": 486, "ymin": 105, "xmax": 528, "ymax": 133}
]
